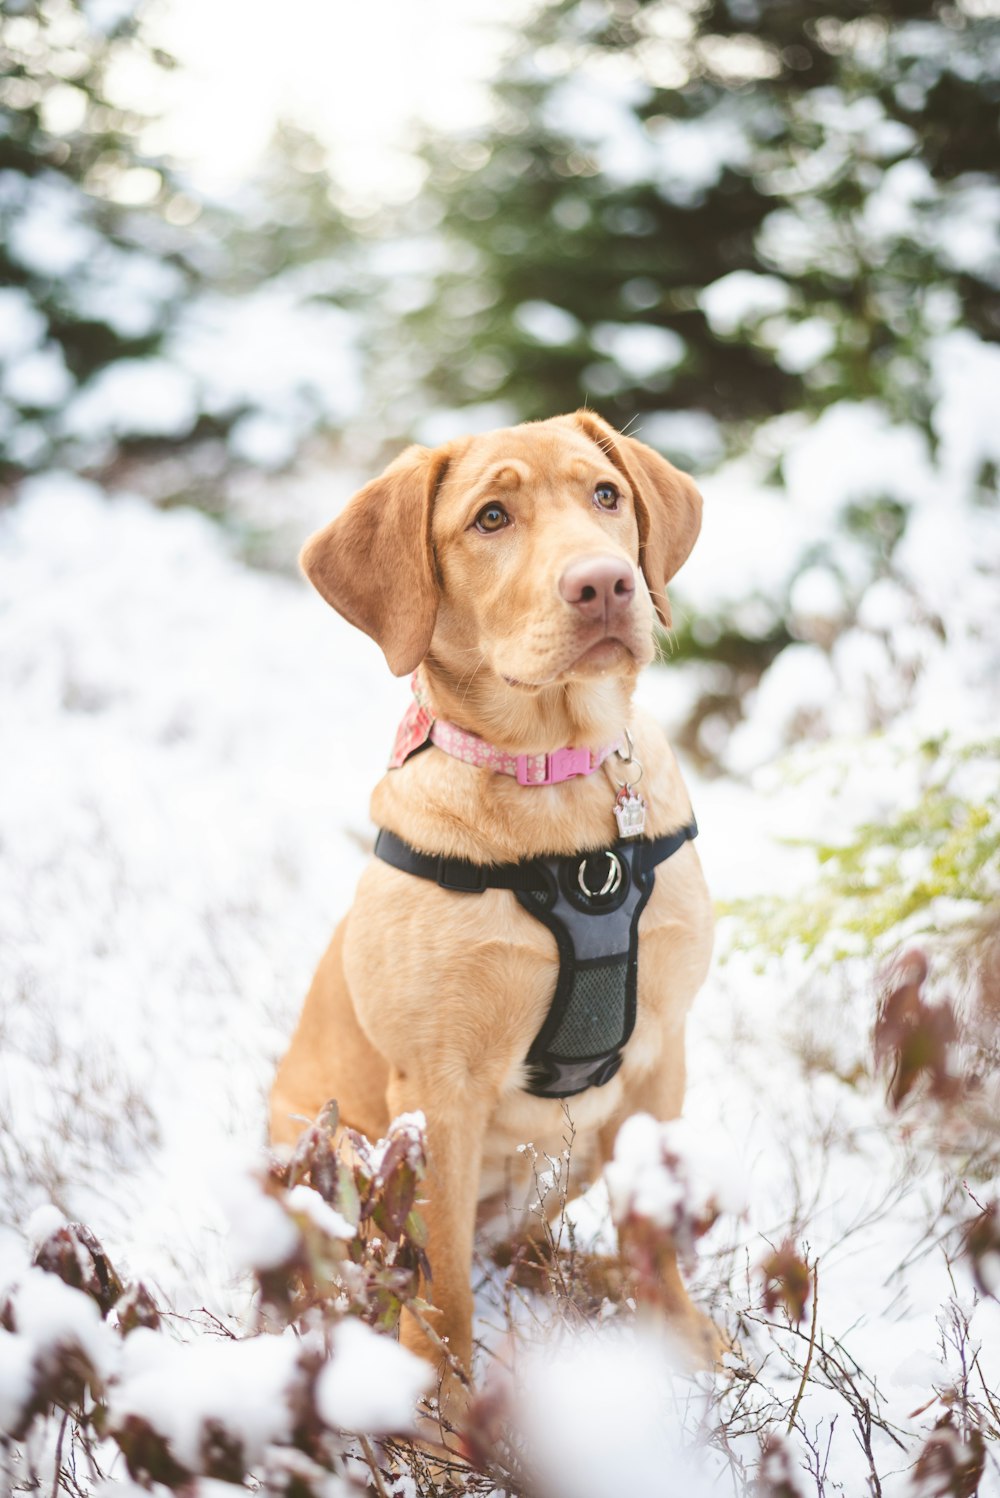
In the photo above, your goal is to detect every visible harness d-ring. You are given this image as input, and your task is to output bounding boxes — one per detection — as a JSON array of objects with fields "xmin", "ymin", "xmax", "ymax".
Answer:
[{"xmin": 578, "ymin": 849, "xmax": 623, "ymax": 899}]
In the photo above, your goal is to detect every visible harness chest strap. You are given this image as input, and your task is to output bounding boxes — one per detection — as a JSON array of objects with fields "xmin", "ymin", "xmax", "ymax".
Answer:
[{"xmin": 373, "ymin": 821, "xmax": 698, "ymax": 1099}]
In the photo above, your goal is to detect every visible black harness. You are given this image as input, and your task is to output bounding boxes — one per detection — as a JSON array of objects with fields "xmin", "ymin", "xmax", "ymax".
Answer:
[{"xmin": 373, "ymin": 821, "xmax": 697, "ymax": 1099}]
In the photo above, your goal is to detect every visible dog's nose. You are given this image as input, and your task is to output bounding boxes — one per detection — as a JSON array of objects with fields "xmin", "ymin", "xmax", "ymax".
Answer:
[{"xmin": 559, "ymin": 556, "xmax": 635, "ymax": 620}]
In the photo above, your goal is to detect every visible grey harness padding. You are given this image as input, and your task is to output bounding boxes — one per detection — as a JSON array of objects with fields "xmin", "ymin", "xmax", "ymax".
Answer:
[{"xmin": 373, "ymin": 822, "xmax": 698, "ymax": 1099}]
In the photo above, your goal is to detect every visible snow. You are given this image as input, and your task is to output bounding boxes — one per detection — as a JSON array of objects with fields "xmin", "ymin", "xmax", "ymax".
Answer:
[
  {"xmin": 219, "ymin": 1170, "xmax": 302, "ymax": 1272},
  {"xmin": 6, "ymin": 1268, "xmax": 118, "ymax": 1383},
  {"xmin": 3, "ymin": 345, "xmax": 73, "ymax": 409},
  {"xmin": 605, "ymin": 1113, "xmax": 745, "ymax": 1243},
  {"xmin": 314, "ymin": 1318, "xmax": 431, "ymax": 1434},
  {"xmin": 700, "ymin": 271, "xmax": 792, "ymax": 336},
  {"xmin": 78, "ymin": 251, "xmax": 185, "ymax": 342},
  {"xmin": 514, "ymin": 300, "xmax": 582, "ymax": 347},
  {"xmin": 0, "ymin": 289, "xmax": 46, "ymax": 360},
  {"xmin": 636, "ymin": 408, "xmax": 723, "ymax": 468},
  {"xmin": 0, "ymin": 471, "xmax": 399, "ymax": 1291},
  {"xmin": 513, "ymin": 1325, "xmax": 716, "ymax": 1498},
  {"xmin": 228, "ymin": 411, "xmax": 299, "ymax": 470},
  {"xmin": 544, "ymin": 76, "xmax": 653, "ymax": 188},
  {"xmin": 175, "ymin": 284, "xmax": 362, "ymax": 436},
  {"xmin": 64, "ymin": 359, "xmax": 198, "ymax": 439},
  {"xmin": 773, "ymin": 314, "xmax": 836, "ymax": 373},
  {"xmin": 788, "ymin": 563, "xmax": 845, "ymax": 624},
  {"xmin": 654, "ymin": 111, "xmax": 751, "ymax": 204},
  {"xmin": 111, "ymin": 1327, "xmax": 304, "ymax": 1471},
  {"xmin": 6, "ymin": 174, "xmax": 100, "ymax": 279},
  {"xmin": 285, "ymin": 1186, "xmax": 355, "ymax": 1241},
  {"xmin": 0, "ymin": 1328, "xmax": 36, "ymax": 1434},
  {"xmin": 671, "ymin": 341, "xmax": 1000, "ymax": 770},
  {"xmin": 25, "ymin": 1204, "xmax": 68, "ymax": 1251},
  {"xmin": 591, "ymin": 321, "xmax": 685, "ymax": 378}
]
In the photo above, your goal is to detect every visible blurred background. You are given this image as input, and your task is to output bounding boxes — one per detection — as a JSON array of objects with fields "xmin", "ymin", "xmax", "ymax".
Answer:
[
  {"xmin": 3, "ymin": 5, "xmax": 1000, "ymax": 1489},
  {"xmin": 4, "ymin": 0, "xmax": 998, "ymax": 772}
]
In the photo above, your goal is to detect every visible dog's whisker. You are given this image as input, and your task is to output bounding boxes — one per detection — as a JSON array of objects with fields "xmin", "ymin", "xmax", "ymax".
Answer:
[{"xmin": 457, "ymin": 658, "xmax": 485, "ymax": 706}]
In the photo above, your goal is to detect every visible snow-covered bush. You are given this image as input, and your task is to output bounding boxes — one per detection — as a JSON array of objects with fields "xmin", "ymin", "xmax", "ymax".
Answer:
[
  {"xmin": 0, "ymin": 1107, "xmax": 437, "ymax": 1492},
  {"xmin": 606, "ymin": 1113, "xmax": 744, "ymax": 1296}
]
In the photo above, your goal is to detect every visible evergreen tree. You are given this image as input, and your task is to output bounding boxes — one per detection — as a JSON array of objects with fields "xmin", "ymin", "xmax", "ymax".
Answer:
[
  {"xmin": 383, "ymin": 0, "xmax": 998, "ymax": 455},
  {"xmin": 0, "ymin": 0, "xmax": 204, "ymax": 488}
]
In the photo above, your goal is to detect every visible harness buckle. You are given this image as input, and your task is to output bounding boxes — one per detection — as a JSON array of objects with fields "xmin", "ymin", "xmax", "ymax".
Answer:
[{"xmin": 436, "ymin": 856, "xmax": 488, "ymax": 893}]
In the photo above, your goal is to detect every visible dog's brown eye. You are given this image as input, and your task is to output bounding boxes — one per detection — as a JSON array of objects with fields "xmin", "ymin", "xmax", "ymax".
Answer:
[
  {"xmin": 594, "ymin": 483, "xmax": 620, "ymax": 511},
  {"xmin": 474, "ymin": 504, "xmax": 511, "ymax": 533}
]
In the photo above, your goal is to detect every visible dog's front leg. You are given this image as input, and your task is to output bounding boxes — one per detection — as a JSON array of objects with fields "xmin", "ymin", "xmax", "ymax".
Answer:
[
  {"xmin": 386, "ymin": 1067, "xmax": 488, "ymax": 1409},
  {"xmin": 600, "ymin": 1030, "xmax": 723, "ymax": 1368}
]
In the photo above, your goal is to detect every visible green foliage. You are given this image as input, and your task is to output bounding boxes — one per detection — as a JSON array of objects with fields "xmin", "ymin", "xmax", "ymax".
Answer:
[{"xmin": 720, "ymin": 735, "xmax": 1000, "ymax": 965}]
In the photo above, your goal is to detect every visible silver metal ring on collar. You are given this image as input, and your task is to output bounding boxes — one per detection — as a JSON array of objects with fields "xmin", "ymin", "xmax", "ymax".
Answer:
[
  {"xmin": 614, "ymin": 728, "xmax": 644, "ymax": 789},
  {"xmin": 578, "ymin": 849, "xmax": 623, "ymax": 899}
]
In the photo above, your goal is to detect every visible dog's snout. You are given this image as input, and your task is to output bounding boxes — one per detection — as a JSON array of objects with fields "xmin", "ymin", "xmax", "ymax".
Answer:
[{"xmin": 558, "ymin": 556, "xmax": 636, "ymax": 620}]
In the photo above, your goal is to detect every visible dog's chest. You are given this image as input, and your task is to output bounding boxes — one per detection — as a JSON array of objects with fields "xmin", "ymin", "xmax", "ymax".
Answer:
[{"xmin": 344, "ymin": 843, "xmax": 710, "ymax": 1093}]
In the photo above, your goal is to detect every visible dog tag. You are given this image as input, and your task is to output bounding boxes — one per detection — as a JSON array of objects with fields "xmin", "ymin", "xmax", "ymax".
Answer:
[{"xmin": 613, "ymin": 785, "xmax": 646, "ymax": 839}]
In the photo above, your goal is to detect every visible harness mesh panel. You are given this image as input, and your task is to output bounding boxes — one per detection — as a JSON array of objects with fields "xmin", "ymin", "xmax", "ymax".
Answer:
[{"xmin": 547, "ymin": 957, "xmax": 628, "ymax": 1057}]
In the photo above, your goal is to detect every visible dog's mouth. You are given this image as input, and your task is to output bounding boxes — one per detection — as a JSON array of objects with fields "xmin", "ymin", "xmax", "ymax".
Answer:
[
  {"xmin": 501, "ymin": 635, "xmax": 635, "ymax": 690},
  {"xmin": 569, "ymin": 637, "xmax": 631, "ymax": 673}
]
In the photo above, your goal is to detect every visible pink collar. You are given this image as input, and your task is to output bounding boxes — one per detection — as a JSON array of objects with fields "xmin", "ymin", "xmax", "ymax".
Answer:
[{"xmin": 389, "ymin": 680, "xmax": 622, "ymax": 787}]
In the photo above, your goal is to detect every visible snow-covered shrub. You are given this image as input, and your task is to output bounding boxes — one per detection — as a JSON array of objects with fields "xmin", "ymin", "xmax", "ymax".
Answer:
[
  {"xmin": 0, "ymin": 1107, "xmax": 433, "ymax": 1493},
  {"xmin": 606, "ymin": 1114, "xmax": 744, "ymax": 1302}
]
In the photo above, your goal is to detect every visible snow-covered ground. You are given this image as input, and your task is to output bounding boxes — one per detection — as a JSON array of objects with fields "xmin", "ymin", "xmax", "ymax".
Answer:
[{"xmin": 1, "ymin": 464, "xmax": 998, "ymax": 1493}]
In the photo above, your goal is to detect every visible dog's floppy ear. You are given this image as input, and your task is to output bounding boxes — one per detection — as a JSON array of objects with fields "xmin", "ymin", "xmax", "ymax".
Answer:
[
  {"xmin": 300, "ymin": 444, "xmax": 451, "ymax": 675},
  {"xmin": 566, "ymin": 410, "xmax": 703, "ymax": 626}
]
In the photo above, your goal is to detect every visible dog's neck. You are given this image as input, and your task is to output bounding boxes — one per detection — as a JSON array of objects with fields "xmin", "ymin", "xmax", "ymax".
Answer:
[{"xmin": 419, "ymin": 654, "xmax": 636, "ymax": 756}]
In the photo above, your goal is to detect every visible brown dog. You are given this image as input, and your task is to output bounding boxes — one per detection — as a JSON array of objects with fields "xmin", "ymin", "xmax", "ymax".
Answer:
[{"xmin": 271, "ymin": 410, "xmax": 715, "ymax": 1397}]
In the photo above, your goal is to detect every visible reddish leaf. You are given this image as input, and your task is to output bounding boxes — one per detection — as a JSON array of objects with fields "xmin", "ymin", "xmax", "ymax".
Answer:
[
  {"xmin": 911, "ymin": 1416, "xmax": 985, "ymax": 1498},
  {"xmin": 875, "ymin": 949, "xmax": 960, "ymax": 1109},
  {"xmin": 372, "ymin": 1152, "xmax": 418, "ymax": 1241},
  {"xmin": 33, "ymin": 1223, "xmax": 123, "ymax": 1316},
  {"xmin": 457, "ymin": 1376, "xmax": 513, "ymax": 1471},
  {"xmin": 962, "ymin": 1201, "xmax": 1000, "ymax": 1299},
  {"xmin": 200, "ymin": 1418, "xmax": 246, "ymax": 1482},
  {"xmin": 755, "ymin": 1433, "xmax": 808, "ymax": 1496},
  {"xmin": 114, "ymin": 1281, "xmax": 161, "ymax": 1335},
  {"xmin": 759, "ymin": 1240, "xmax": 812, "ymax": 1323},
  {"xmin": 116, "ymin": 1412, "xmax": 192, "ymax": 1487}
]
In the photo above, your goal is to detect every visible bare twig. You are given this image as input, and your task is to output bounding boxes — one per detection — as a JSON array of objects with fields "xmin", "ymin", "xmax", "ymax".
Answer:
[
  {"xmin": 358, "ymin": 1434, "xmax": 390, "ymax": 1498},
  {"xmin": 50, "ymin": 1409, "xmax": 70, "ymax": 1498},
  {"xmin": 786, "ymin": 1258, "xmax": 819, "ymax": 1436},
  {"xmin": 407, "ymin": 1304, "xmax": 471, "ymax": 1388}
]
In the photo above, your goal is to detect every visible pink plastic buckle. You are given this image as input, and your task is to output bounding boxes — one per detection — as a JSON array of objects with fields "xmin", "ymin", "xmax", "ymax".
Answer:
[{"xmin": 516, "ymin": 746, "xmax": 593, "ymax": 786}]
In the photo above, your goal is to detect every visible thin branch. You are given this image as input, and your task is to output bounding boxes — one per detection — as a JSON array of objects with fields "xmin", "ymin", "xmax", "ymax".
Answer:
[
  {"xmin": 358, "ymin": 1434, "xmax": 390, "ymax": 1498},
  {"xmin": 407, "ymin": 1305, "xmax": 471, "ymax": 1387},
  {"xmin": 787, "ymin": 1258, "xmax": 820, "ymax": 1436},
  {"xmin": 50, "ymin": 1409, "xmax": 70, "ymax": 1498}
]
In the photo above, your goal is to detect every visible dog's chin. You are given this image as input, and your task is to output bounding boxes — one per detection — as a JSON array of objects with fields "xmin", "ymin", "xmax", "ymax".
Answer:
[{"xmin": 498, "ymin": 636, "xmax": 642, "ymax": 690}]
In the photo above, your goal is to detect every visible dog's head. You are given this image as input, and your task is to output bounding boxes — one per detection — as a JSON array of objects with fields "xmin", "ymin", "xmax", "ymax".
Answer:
[{"xmin": 302, "ymin": 412, "xmax": 702, "ymax": 695}]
